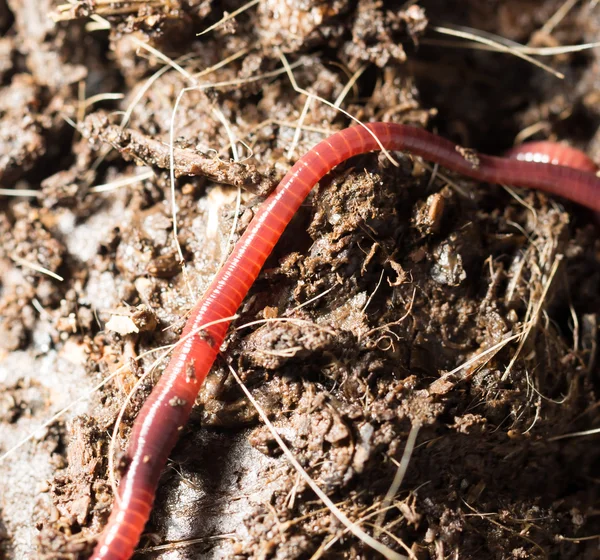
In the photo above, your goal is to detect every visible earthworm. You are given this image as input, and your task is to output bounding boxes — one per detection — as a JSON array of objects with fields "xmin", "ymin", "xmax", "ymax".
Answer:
[
  {"xmin": 505, "ymin": 140, "xmax": 600, "ymax": 222},
  {"xmin": 91, "ymin": 122, "xmax": 600, "ymax": 560},
  {"xmin": 505, "ymin": 140, "xmax": 599, "ymax": 173}
]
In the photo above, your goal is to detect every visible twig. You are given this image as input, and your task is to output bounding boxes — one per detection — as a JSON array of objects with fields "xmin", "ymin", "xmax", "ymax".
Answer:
[{"xmin": 83, "ymin": 115, "xmax": 275, "ymax": 195}]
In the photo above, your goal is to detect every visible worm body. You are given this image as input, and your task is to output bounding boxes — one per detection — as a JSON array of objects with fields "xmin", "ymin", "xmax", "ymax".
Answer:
[
  {"xmin": 91, "ymin": 123, "xmax": 600, "ymax": 560},
  {"xmin": 505, "ymin": 140, "xmax": 599, "ymax": 173}
]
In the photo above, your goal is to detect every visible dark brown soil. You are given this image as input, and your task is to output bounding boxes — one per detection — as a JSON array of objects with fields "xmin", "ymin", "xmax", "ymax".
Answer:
[{"xmin": 0, "ymin": 1, "xmax": 599, "ymax": 559}]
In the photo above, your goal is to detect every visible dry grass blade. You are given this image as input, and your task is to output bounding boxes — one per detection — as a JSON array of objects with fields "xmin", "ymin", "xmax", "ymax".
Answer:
[
  {"xmin": 364, "ymin": 524, "xmax": 417, "ymax": 559},
  {"xmin": 422, "ymin": 37, "xmax": 600, "ymax": 56},
  {"xmin": 120, "ymin": 56, "xmax": 190, "ymax": 129},
  {"xmin": 217, "ymin": 185, "xmax": 242, "ymax": 269},
  {"xmin": 186, "ymin": 59, "xmax": 304, "ymax": 92},
  {"xmin": 83, "ymin": 92, "xmax": 125, "ymax": 109},
  {"xmin": 461, "ymin": 500, "xmax": 546, "ymax": 555},
  {"xmin": 432, "ymin": 25, "xmax": 564, "ymax": 79},
  {"xmin": 362, "ymin": 270, "xmax": 386, "ymax": 313},
  {"xmin": 11, "ymin": 254, "xmax": 64, "ymax": 281},
  {"xmin": 197, "ymin": 0, "xmax": 260, "ymax": 36},
  {"xmin": 333, "ymin": 64, "xmax": 368, "ymax": 108},
  {"xmin": 514, "ymin": 122, "xmax": 550, "ymax": 145},
  {"xmin": 501, "ymin": 254, "xmax": 562, "ymax": 381},
  {"xmin": 0, "ymin": 188, "xmax": 41, "ymax": 197},
  {"xmin": 418, "ymin": 160, "xmax": 470, "ymax": 198},
  {"xmin": 277, "ymin": 50, "xmax": 400, "ymax": 167},
  {"xmin": 88, "ymin": 54, "xmax": 197, "ymax": 174},
  {"xmin": 86, "ymin": 13, "xmax": 111, "ymax": 31},
  {"xmin": 539, "ymin": 0, "xmax": 581, "ymax": 36},
  {"xmin": 556, "ymin": 533, "xmax": 600, "ymax": 542},
  {"xmin": 288, "ymin": 286, "xmax": 335, "ymax": 314},
  {"xmin": 89, "ymin": 169, "xmax": 154, "ymax": 193},
  {"xmin": 235, "ymin": 317, "xmax": 337, "ymax": 337},
  {"xmin": 316, "ymin": 502, "xmax": 417, "ymax": 558},
  {"xmin": 194, "ymin": 47, "xmax": 249, "ymax": 79},
  {"xmin": 228, "ymin": 364, "xmax": 408, "ymax": 560},
  {"xmin": 502, "ymin": 184, "xmax": 538, "ymax": 227},
  {"xmin": 169, "ymin": 85, "xmax": 197, "ymax": 266},
  {"xmin": 435, "ymin": 330, "xmax": 524, "ymax": 384},
  {"xmin": 548, "ymin": 427, "xmax": 600, "ymax": 441},
  {"xmin": 287, "ymin": 97, "xmax": 314, "ymax": 159},
  {"xmin": 374, "ymin": 423, "xmax": 420, "ymax": 537},
  {"xmin": 53, "ymin": 0, "xmax": 162, "ymax": 21},
  {"xmin": 132, "ymin": 37, "xmax": 195, "ymax": 82}
]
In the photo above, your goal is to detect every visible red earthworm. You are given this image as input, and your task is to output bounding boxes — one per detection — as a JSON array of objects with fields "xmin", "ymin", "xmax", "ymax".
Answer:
[
  {"xmin": 505, "ymin": 140, "xmax": 599, "ymax": 173},
  {"xmin": 505, "ymin": 140, "xmax": 600, "ymax": 222},
  {"xmin": 91, "ymin": 122, "xmax": 600, "ymax": 560}
]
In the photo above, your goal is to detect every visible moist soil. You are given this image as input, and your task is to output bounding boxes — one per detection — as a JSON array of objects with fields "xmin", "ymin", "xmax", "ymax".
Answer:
[{"xmin": 0, "ymin": 1, "xmax": 599, "ymax": 559}]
